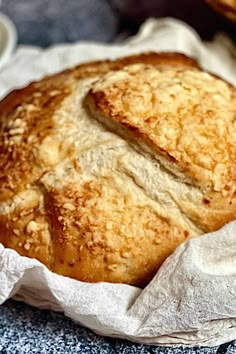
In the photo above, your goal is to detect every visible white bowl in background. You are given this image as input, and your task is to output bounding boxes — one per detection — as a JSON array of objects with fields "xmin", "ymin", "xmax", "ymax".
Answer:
[{"xmin": 0, "ymin": 13, "xmax": 17, "ymax": 70}]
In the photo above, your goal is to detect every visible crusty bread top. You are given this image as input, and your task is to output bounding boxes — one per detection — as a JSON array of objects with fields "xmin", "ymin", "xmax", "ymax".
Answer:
[
  {"xmin": 0, "ymin": 52, "xmax": 198, "ymax": 203},
  {"xmin": 0, "ymin": 52, "xmax": 236, "ymax": 286},
  {"xmin": 86, "ymin": 59, "xmax": 236, "ymax": 233},
  {"xmin": 87, "ymin": 64, "xmax": 236, "ymax": 193}
]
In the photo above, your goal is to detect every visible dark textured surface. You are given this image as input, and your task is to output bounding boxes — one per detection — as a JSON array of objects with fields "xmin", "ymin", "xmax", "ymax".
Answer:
[
  {"xmin": 0, "ymin": 0, "xmax": 235, "ymax": 352},
  {"xmin": 1, "ymin": 300, "xmax": 235, "ymax": 354}
]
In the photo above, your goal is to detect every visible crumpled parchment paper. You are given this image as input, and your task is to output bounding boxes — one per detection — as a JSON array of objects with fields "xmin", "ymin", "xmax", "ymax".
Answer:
[{"xmin": 0, "ymin": 18, "xmax": 236, "ymax": 347}]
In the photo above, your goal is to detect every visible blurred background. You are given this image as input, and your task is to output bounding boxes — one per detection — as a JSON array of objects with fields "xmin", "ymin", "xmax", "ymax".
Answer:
[{"xmin": 1, "ymin": 0, "xmax": 235, "ymax": 47}]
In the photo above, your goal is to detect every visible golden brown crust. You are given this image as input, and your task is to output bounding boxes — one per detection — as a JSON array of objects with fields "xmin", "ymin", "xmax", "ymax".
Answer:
[
  {"xmin": 87, "ymin": 62, "xmax": 236, "ymax": 234},
  {"xmin": 71, "ymin": 52, "xmax": 200, "ymax": 78},
  {"xmin": 0, "ymin": 51, "xmax": 198, "ymax": 203},
  {"xmin": 0, "ymin": 72, "xmax": 74, "ymax": 201},
  {"xmin": 0, "ymin": 52, "xmax": 236, "ymax": 286},
  {"xmin": 206, "ymin": 0, "xmax": 236, "ymax": 21},
  {"xmin": 44, "ymin": 178, "xmax": 189, "ymax": 286},
  {"xmin": 88, "ymin": 65, "xmax": 236, "ymax": 190}
]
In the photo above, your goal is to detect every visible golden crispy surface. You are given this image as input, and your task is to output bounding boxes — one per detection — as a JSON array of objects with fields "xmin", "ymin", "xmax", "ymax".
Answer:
[
  {"xmin": 0, "ymin": 72, "xmax": 74, "ymax": 201},
  {"xmin": 206, "ymin": 0, "xmax": 236, "ymax": 20},
  {"xmin": 0, "ymin": 52, "xmax": 236, "ymax": 286},
  {"xmin": 88, "ymin": 64, "xmax": 236, "ymax": 193}
]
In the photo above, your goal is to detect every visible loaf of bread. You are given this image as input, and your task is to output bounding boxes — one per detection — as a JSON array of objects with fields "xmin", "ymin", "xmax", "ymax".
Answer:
[
  {"xmin": 206, "ymin": 0, "xmax": 236, "ymax": 21},
  {"xmin": 0, "ymin": 52, "xmax": 236, "ymax": 286}
]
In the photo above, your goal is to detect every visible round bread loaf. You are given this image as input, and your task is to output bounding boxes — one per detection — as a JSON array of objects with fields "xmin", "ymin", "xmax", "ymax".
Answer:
[
  {"xmin": 0, "ymin": 52, "xmax": 236, "ymax": 286},
  {"xmin": 206, "ymin": 0, "xmax": 236, "ymax": 21}
]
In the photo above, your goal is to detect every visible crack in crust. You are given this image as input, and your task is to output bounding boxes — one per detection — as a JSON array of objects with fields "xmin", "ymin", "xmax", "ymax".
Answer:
[
  {"xmin": 88, "ymin": 64, "xmax": 236, "ymax": 193},
  {"xmin": 0, "ymin": 52, "xmax": 236, "ymax": 286}
]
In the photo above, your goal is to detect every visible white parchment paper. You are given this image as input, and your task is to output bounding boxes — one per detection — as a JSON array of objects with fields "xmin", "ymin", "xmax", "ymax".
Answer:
[{"xmin": 0, "ymin": 18, "xmax": 236, "ymax": 347}]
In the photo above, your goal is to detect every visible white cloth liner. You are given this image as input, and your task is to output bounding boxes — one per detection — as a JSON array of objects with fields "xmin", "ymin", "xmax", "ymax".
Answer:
[{"xmin": 0, "ymin": 18, "xmax": 236, "ymax": 347}]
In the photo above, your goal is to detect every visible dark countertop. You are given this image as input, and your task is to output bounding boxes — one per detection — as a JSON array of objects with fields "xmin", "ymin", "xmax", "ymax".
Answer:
[
  {"xmin": 0, "ymin": 1, "xmax": 235, "ymax": 353},
  {"xmin": 1, "ymin": 300, "xmax": 235, "ymax": 354}
]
